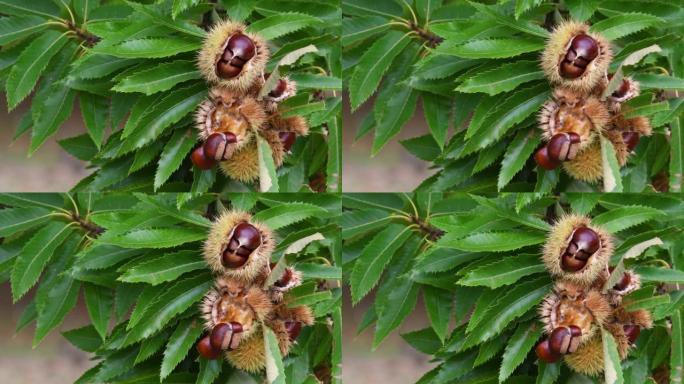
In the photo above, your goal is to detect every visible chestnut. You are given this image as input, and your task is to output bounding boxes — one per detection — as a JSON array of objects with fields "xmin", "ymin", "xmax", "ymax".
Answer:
[
  {"xmin": 216, "ymin": 34, "xmax": 256, "ymax": 79},
  {"xmin": 623, "ymin": 324, "xmax": 640, "ymax": 344},
  {"xmin": 560, "ymin": 34, "xmax": 599, "ymax": 79},
  {"xmin": 204, "ymin": 132, "xmax": 237, "ymax": 161},
  {"xmin": 535, "ymin": 339, "xmax": 561, "ymax": 363},
  {"xmin": 284, "ymin": 320, "xmax": 302, "ymax": 341},
  {"xmin": 609, "ymin": 267, "xmax": 631, "ymax": 291},
  {"xmin": 561, "ymin": 227, "xmax": 600, "ymax": 272},
  {"xmin": 622, "ymin": 132, "xmax": 640, "ymax": 152},
  {"xmin": 535, "ymin": 146, "xmax": 560, "ymax": 170},
  {"xmin": 210, "ymin": 323, "xmax": 233, "ymax": 351},
  {"xmin": 547, "ymin": 132, "xmax": 581, "ymax": 162},
  {"xmin": 612, "ymin": 79, "xmax": 631, "ymax": 98},
  {"xmin": 191, "ymin": 146, "xmax": 216, "ymax": 170},
  {"xmin": 274, "ymin": 267, "xmax": 293, "ymax": 288},
  {"xmin": 269, "ymin": 79, "xmax": 288, "ymax": 98},
  {"xmin": 549, "ymin": 326, "xmax": 582, "ymax": 355},
  {"xmin": 279, "ymin": 132, "xmax": 296, "ymax": 152},
  {"xmin": 222, "ymin": 222, "xmax": 261, "ymax": 268},
  {"xmin": 197, "ymin": 335, "xmax": 220, "ymax": 359}
]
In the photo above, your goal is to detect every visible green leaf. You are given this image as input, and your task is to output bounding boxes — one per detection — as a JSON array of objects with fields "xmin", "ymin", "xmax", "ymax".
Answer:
[
  {"xmin": 160, "ymin": 319, "xmax": 204, "ymax": 380},
  {"xmin": 414, "ymin": 247, "xmax": 481, "ymax": 274},
  {"xmin": 98, "ymin": 228, "xmax": 206, "ymax": 249},
  {"xmin": 349, "ymin": 30, "xmax": 411, "ymax": 110},
  {"xmin": 119, "ymin": 250, "xmax": 205, "ymax": 285},
  {"xmin": 601, "ymin": 327, "xmax": 624, "ymax": 384},
  {"xmin": 441, "ymin": 231, "xmax": 545, "ymax": 252},
  {"xmin": 253, "ymin": 203, "xmax": 327, "ymax": 230},
  {"xmin": 0, "ymin": 207, "xmax": 51, "ymax": 237},
  {"xmin": 673, "ymin": 117, "xmax": 683, "ymax": 192},
  {"xmin": 34, "ymin": 271, "xmax": 81, "ymax": 346},
  {"xmin": 112, "ymin": 60, "xmax": 201, "ymax": 95},
  {"xmin": 634, "ymin": 267, "xmax": 684, "ymax": 283},
  {"xmin": 69, "ymin": 54, "xmax": 140, "ymax": 79},
  {"xmin": 441, "ymin": 38, "xmax": 544, "ymax": 59},
  {"xmin": 91, "ymin": 37, "xmax": 201, "ymax": 58},
  {"xmin": 63, "ymin": 325, "xmax": 102, "ymax": 353},
  {"xmin": 247, "ymin": 12, "xmax": 323, "ymax": 40},
  {"xmin": 422, "ymin": 93, "xmax": 451, "ymax": 149},
  {"xmin": 119, "ymin": 83, "xmax": 206, "ymax": 154},
  {"xmin": 6, "ymin": 30, "xmax": 68, "ymax": 109},
  {"xmin": 76, "ymin": 245, "xmax": 141, "ymax": 271},
  {"xmin": 172, "ymin": 0, "xmax": 200, "ymax": 19},
  {"xmin": 10, "ymin": 221, "xmax": 74, "ymax": 302},
  {"xmin": 154, "ymin": 129, "xmax": 196, "ymax": 191},
  {"xmin": 423, "ymin": 286, "xmax": 452, "ymax": 343},
  {"xmin": 600, "ymin": 135, "xmax": 623, "ymax": 192},
  {"xmin": 342, "ymin": 16, "xmax": 389, "ymax": 46},
  {"xmin": 197, "ymin": 358, "xmax": 223, "ymax": 384},
  {"xmin": 340, "ymin": 209, "xmax": 392, "ymax": 239},
  {"xmin": 590, "ymin": 13, "xmax": 662, "ymax": 40},
  {"xmin": 401, "ymin": 134, "xmax": 441, "ymax": 162},
  {"xmin": 592, "ymin": 206, "xmax": 665, "ymax": 232},
  {"xmin": 566, "ymin": 193, "xmax": 600, "ymax": 215},
  {"xmin": 350, "ymin": 224, "xmax": 412, "ymax": 303},
  {"xmin": 0, "ymin": 0, "xmax": 59, "ymax": 18},
  {"xmin": 257, "ymin": 135, "xmax": 279, "ymax": 192},
  {"xmin": 134, "ymin": 330, "xmax": 168, "ymax": 364},
  {"xmin": 373, "ymin": 275, "xmax": 419, "ymax": 348},
  {"xmin": 0, "ymin": 15, "xmax": 47, "ymax": 45},
  {"xmin": 456, "ymin": 60, "xmax": 544, "ymax": 95},
  {"xmin": 372, "ymin": 84, "xmax": 418, "ymax": 155},
  {"xmin": 264, "ymin": 326, "xmax": 286, "ymax": 384},
  {"xmin": 459, "ymin": 254, "xmax": 545, "ymax": 288},
  {"xmin": 463, "ymin": 278, "xmax": 549, "ymax": 347},
  {"xmin": 499, "ymin": 322, "xmax": 543, "ymax": 382},
  {"xmin": 59, "ymin": 133, "xmax": 98, "ymax": 161},
  {"xmin": 124, "ymin": 274, "xmax": 211, "ymax": 346},
  {"xmin": 80, "ymin": 93, "xmax": 109, "ymax": 149},
  {"xmin": 401, "ymin": 327, "xmax": 442, "ymax": 355},
  {"xmin": 84, "ymin": 283, "xmax": 113, "ymax": 340},
  {"xmin": 633, "ymin": 74, "xmax": 684, "ymax": 91},
  {"xmin": 672, "ymin": 309, "xmax": 683, "ymax": 384},
  {"xmin": 467, "ymin": 1, "xmax": 549, "ymax": 38},
  {"xmin": 498, "ymin": 129, "xmax": 540, "ymax": 190}
]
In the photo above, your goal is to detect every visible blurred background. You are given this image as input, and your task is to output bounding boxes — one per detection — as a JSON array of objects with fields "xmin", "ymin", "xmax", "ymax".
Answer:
[
  {"xmin": 0, "ymin": 284, "xmax": 94, "ymax": 383},
  {"xmin": 342, "ymin": 98, "xmax": 435, "ymax": 192},
  {"xmin": 0, "ymin": 96, "xmax": 90, "ymax": 191}
]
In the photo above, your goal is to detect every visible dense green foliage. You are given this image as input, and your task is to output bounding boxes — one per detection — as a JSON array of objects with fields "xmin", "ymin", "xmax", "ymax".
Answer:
[
  {"xmin": 343, "ymin": 0, "xmax": 684, "ymax": 192},
  {"xmin": 342, "ymin": 193, "xmax": 684, "ymax": 383},
  {"xmin": 0, "ymin": 0, "xmax": 341, "ymax": 192},
  {"xmin": 0, "ymin": 192, "xmax": 341, "ymax": 383}
]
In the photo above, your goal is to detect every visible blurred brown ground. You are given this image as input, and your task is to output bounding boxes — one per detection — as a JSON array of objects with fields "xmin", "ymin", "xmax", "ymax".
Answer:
[
  {"xmin": 0, "ymin": 284, "xmax": 95, "ymax": 383},
  {"xmin": 342, "ymin": 98, "xmax": 435, "ymax": 192},
  {"xmin": 0, "ymin": 96, "xmax": 91, "ymax": 191}
]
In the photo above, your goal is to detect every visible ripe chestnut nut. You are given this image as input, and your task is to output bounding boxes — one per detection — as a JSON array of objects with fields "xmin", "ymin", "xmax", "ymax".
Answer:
[
  {"xmin": 197, "ymin": 335, "xmax": 221, "ymax": 359},
  {"xmin": 547, "ymin": 132, "xmax": 581, "ymax": 162},
  {"xmin": 279, "ymin": 132, "xmax": 296, "ymax": 152},
  {"xmin": 284, "ymin": 320, "xmax": 302, "ymax": 341},
  {"xmin": 622, "ymin": 132, "xmax": 640, "ymax": 152},
  {"xmin": 269, "ymin": 79, "xmax": 288, "ymax": 98},
  {"xmin": 561, "ymin": 226, "xmax": 600, "ymax": 272},
  {"xmin": 535, "ymin": 339, "xmax": 561, "ymax": 363},
  {"xmin": 216, "ymin": 34, "xmax": 256, "ymax": 79},
  {"xmin": 222, "ymin": 222, "xmax": 262, "ymax": 268},
  {"xmin": 612, "ymin": 79, "xmax": 631, "ymax": 99},
  {"xmin": 608, "ymin": 267, "xmax": 631, "ymax": 291},
  {"xmin": 623, "ymin": 324, "xmax": 640, "ymax": 344},
  {"xmin": 535, "ymin": 146, "xmax": 560, "ymax": 170},
  {"xmin": 191, "ymin": 146, "xmax": 216, "ymax": 170},
  {"xmin": 210, "ymin": 323, "xmax": 233, "ymax": 351},
  {"xmin": 274, "ymin": 267, "xmax": 293, "ymax": 288},
  {"xmin": 560, "ymin": 34, "xmax": 599, "ymax": 79},
  {"xmin": 204, "ymin": 132, "xmax": 237, "ymax": 161},
  {"xmin": 549, "ymin": 326, "xmax": 582, "ymax": 355}
]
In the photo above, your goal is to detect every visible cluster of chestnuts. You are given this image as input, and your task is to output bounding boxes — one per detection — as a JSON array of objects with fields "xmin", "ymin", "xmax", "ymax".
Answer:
[
  {"xmin": 534, "ymin": 21, "xmax": 652, "ymax": 183},
  {"xmin": 190, "ymin": 20, "xmax": 309, "ymax": 183},
  {"xmin": 196, "ymin": 210, "xmax": 313, "ymax": 372},
  {"xmin": 535, "ymin": 214, "xmax": 652, "ymax": 376}
]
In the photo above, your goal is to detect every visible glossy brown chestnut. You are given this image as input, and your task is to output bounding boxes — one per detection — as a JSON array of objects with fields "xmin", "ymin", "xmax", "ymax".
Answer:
[
  {"xmin": 191, "ymin": 146, "xmax": 216, "ymax": 170},
  {"xmin": 535, "ymin": 339, "xmax": 561, "ymax": 363},
  {"xmin": 222, "ymin": 222, "xmax": 261, "ymax": 268},
  {"xmin": 622, "ymin": 132, "xmax": 640, "ymax": 152},
  {"xmin": 204, "ymin": 132, "xmax": 237, "ymax": 161},
  {"xmin": 561, "ymin": 227, "xmax": 600, "ymax": 272},
  {"xmin": 612, "ymin": 79, "xmax": 631, "ymax": 98},
  {"xmin": 623, "ymin": 324, "xmax": 640, "ymax": 344},
  {"xmin": 549, "ymin": 326, "xmax": 582, "ymax": 355},
  {"xmin": 560, "ymin": 34, "xmax": 599, "ymax": 79},
  {"xmin": 534, "ymin": 146, "xmax": 560, "ymax": 170},
  {"xmin": 210, "ymin": 323, "xmax": 233, "ymax": 351},
  {"xmin": 547, "ymin": 133, "xmax": 581, "ymax": 162},
  {"xmin": 609, "ymin": 267, "xmax": 631, "ymax": 291},
  {"xmin": 285, "ymin": 320, "xmax": 302, "ymax": 341},
  {"xmin": 274, "ymin": 267, "xmax": 293, "ymax": 288},
  {"xmin": 197, "ymin": 335, "xmax": 221, "ymax": 359},
  {"xmin": 279, "ymin": 132, "xmax": 296, "ymax": 152},
  {"xmin": 269, "ymin": 79, "xmax": 288, "ymax": 98},
  {"xmin": 216, "ymin": 34, "xmax": 255, "ymax": 79}
]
